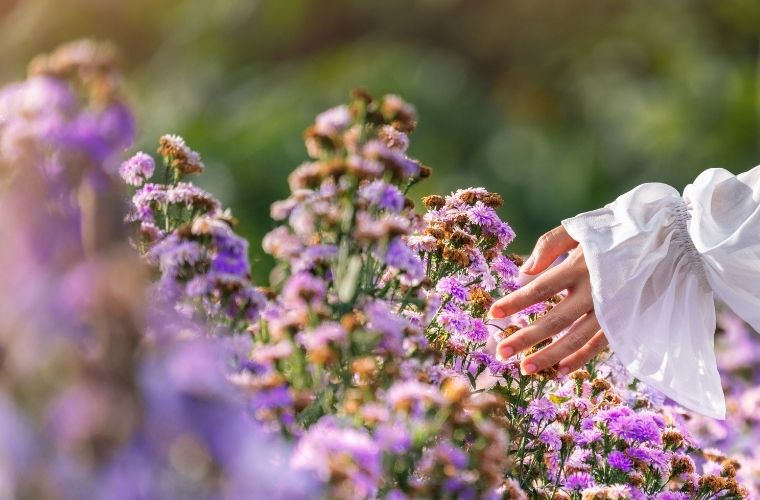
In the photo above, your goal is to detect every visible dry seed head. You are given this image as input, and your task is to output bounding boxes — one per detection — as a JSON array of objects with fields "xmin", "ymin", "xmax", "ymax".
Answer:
[{"xmin": 591, "ymin": 379, "xmax": 611, "ymax": 393}]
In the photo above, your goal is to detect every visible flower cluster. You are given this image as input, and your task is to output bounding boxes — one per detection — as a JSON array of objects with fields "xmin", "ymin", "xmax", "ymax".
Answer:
[
  {"xmin": 122, "ymin": 136, "xmax": 265, "ymax": 331},
  {"xmin": 1, "ymin": 40, "xmax": 752, "ymax": 500},
  {"xmin": 0, "ymin": 41, "xmax": 306, "ymax": 499},
  {"xmin": 239, "ymin": 91, "xmax": 749, "ymax": 498},
  {"xmin": 664, "ymin": 310, "xmax": 760, "ymax": 498}
]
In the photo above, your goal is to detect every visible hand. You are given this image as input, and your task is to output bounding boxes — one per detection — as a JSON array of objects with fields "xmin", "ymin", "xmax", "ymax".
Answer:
[{"xmin": 489, "ymin": 226, "xmax": 608, "ymax": 376}]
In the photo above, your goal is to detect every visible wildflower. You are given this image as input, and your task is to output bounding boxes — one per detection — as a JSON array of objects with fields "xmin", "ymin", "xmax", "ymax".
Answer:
[
  {"xmin": 281, "ymin": 272, "xmax": 326, "ymax": 310},
  {"xmin": 158, "ymin": 134, "xmax": 204, "ymax": 174},
  {"xmin": 359, "ymin": 180, "xmax": 405, "ymax": 213},
  {"xmin": 119, "ymin": 151, "xmax": 155, "ymax": 186},
  {"xmin": 564, "ymin": 472, "xmax": 595, "ymax": 490},
  {"xmin": 313, "ymin": 105, "xmax": 352, "ymax": 137},
  {"xmin": 528, "ymin": 397, "xmax": 558, "ymax": 422},
  {"xmin": 607, "ymin": 450, "xmax": 633, "ymax": 472},
  {"xmin": 291, "ymin": 417, "xmax": 381, "ymax": 498},
  {"xmin": 435, "ymin": 276, "xmax": 468, "ymax": 302},
  {"xmin": 607, "ymin": 412, "xmax": 662, "ymax": 444}
]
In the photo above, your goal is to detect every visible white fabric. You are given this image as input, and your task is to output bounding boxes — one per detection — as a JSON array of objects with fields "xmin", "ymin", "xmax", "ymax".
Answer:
[{"xmin": 562, "ymin": 166, "xmax": 760, "ymax": 419}]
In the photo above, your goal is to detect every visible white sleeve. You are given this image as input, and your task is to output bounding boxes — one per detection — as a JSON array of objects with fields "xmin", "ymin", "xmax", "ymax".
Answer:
[{"xmin": 561, "ymin": 166, "xmax": 760, "ymax": 419}]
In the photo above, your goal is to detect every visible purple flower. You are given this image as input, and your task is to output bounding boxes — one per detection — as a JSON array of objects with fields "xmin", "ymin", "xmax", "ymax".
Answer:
[
  {"xmin": 607, "ymin": 413, "xmax": 662, "ymax": 444},
  {"xmin": 469, "ymin": 350, "xmax": 494, "ymax": 367},
  {"xmin": 528, "ymin": 397, "xmax": 558, "ymax": 422},
  {"xmin": 250, "ymin": 385, "xmax": 293, "ymax": 412},
  {"xmin": 384, "ymin": 237, "xmax": 424, "ymax": 286},
  {"xmin": 564, "ymin": 471, "xmax": 594, "ymax": 490},
  {"xmin": 314, "ymin": 105, "xmax": 351, "ymax": 136},
  {"xmin": 282, "ymin": 272, "xmax": 326, "ymax": 309},
  {"xmin": 359, "ymin": 180, "xmax": 405, "ymax": 213},
  {"xmin": 291, "ymin": 418, "xmax": 381, "ymax": 497},
  {"xmin": 436, "ymin": 276, "xmax": 468, "ymax": 302},
  {"xmin": 375, "ymin": 421, "xmax": 411, "ymax": 454},
  {"xmin": 607, "ymin": 450, "xmax": 633, "ymax": 472},
  {"xmin": 539, "ymin": 426, "xmax": 562, "ymax": 450},
  {"xmin": 467, "ymin": 202, "xmax": 500, "ymax": 228},
  {"xmin": 297, "ymin": 322, "xmax": 346, "ymax": 350},
  {"xmin": 465, "ymin": 319, "xmax": 489, "ymax": 344},
  {"xmin": 119, "ymin": 152, "xmax": 155, "ymax": 186},
  {"xmin": 654, "ymin": 492, "xmax": 690, "ymax": 500},
  {"xmin": 491, "ymin": 255, "xmax": 519, "ymax": 280},
  {"xmin": 438, "ymin": 306, "xmax": 472, "ymax": 337},
  {"xmin": 488, "ymin": 358, "xmax": 517, "ymax": 377}
]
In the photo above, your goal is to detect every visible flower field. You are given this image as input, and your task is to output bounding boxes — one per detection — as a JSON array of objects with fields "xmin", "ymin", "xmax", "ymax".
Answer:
[{"xmin": 0, "ymin": 41, "xmax": 756, "ymax": 499}]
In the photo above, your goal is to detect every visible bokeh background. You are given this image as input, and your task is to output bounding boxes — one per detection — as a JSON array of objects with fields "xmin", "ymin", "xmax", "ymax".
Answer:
[{"xmin": 3, "ymin": 0, "xmax": 760, "ymax": 282}]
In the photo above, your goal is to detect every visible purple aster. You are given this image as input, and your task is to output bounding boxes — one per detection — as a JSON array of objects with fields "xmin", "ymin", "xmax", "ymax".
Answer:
[
  {"xmin": 538, "ymin": 426, "xmax": 562, "ymax": 451},
  {"xmin": 296, "ymin": 322, "xmax": 346, "ymax": 350},
  {"xmin": 165, "ymin": 182, "xmax": 221, "ymax": 213},
  {"xmin": 148, "ymin": 235, "xmax": 205, "ymax": 273},
  {"xmin": 313, "ymin": 104, "xmax": 351, "ymax": 136},
  {"xmin": 488, "ymin": 358, "xmax": 517, "ymax": 377},
  {"xmin": 383, "ymin": 237, "xmax": 424, "ymax": 286},
  {"xmin": 262, "ymin": 226, "xmax": 303, "ymax": 260},
  {"xmin": 491, "ymin": 254, "xmax": 519, "ymax": 280},
  {"xmin": 291, "ymin": 417, "xmax": 381, "ymax": 497},
  {"xmin": 292, "ymin": 244, "xmax": 338, "ymax": 273},
  {"xmin": 438, "ymin": 306, "xmax": 472, "ymax": 337},
  {"xmin": 374, "ymin": 421, "xmax": 411, "ymax": 454},
  {"xmin": 654, "ymin": 493, "xmax": 690, "ymax": 500},
  {"xmin": 359, "ymin": 180, "xmax": 405, "ymax": 213},
  {"xmin": 119, "ymin": 151, "xmax": 155, "ymax": 186},
  {"xmin": 209, "ymin": 227, "xmax": 250, "ymax": 278},
  {"xmin": 465, "ymin": 319, "xmax": 489, "ymax": 344},
  {"xmin": 250, "ymin": 385, "xmax": 293, "ymax": 412},
  {"xmin": 469, "ymin": 350, "xmax": 494, "ymax": 367},
  {"xmin": 281, "ymin": 272, "xmax": 326, "ymax": 309},
  {"xmin": 607, "ymin": 450, "xmax": 633, "ymax": 472},
  {"xmin": 608, "ymin": 413, "xmax": 662, "ymax": 444},
  {"xmin": 130, "ymin": 183, "xmax": 166, "ymax": 223},
  {"xmin": 527, "ymin": 397, "xmax": 558, "ymax": 422},
  {"xmin": 518, "ymin": 302, "xmax": 546, "ymax": 318},
  {"xmin": 363, "ymin": 140, "xmax": 420, "ymax": 178},
  {"xmin": 435, "ymin": 276, "xmax": 468, "ymax": 302},
  {"xmin": 467, "ymin": 202, "xmax": 500, "ymax": 228},
  {"xmin": 563, "ymin": 471, "xmax": 594, "ymax": 490}
]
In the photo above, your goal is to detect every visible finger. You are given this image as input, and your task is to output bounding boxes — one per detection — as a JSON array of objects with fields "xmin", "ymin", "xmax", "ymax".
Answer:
[
  {"xmin": 557, "ymin": 331, "xmax": 609, "ymax": 375},
  {"xmin": 520, "ymin": 312, "xmax": 600, "ymax": 375},
  {"xmin": 489, "ymin": 262, "xmax": 576, "ymax": 319},
  {"xmin": 496, "ymin": 290, "xmax": 593, "ymax": 359},
  {"xmin": 522, "ymin": 226, "xmax": 577, "ymax": 275}
]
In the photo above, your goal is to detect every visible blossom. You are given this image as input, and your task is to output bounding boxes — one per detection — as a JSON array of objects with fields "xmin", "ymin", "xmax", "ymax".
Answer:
[
  {"xmin": 291, "ymin": 418, "xmax": 381, "ymax": 498},
  {"xmin": 119, "ymin": 151, "xmax": 155, "ymax": 186},
  {"xmin": 281, "ymin": 272, "xmax": 326, "ymax": 309},
  {"xmin": 564, "ymin": 471, "xmax": 595, "ymax": 490},
  {"xmin": 158, "ymin": 133, "xmax": 204, "ymax": 174},
  {"xmin": 313, "ymin": 105, "xmax": 351, "ymax": 137},
  {"xmin": 607, "ymin": 450, "xmax": 633, "ymax": 472},
  {"xmin": 359, "ymin": 180, "xmax": 405, "ymax": 213},
  {"xmin": 607, "ymin": 412, "xmax": 662, "ymax": 444},
  {"xmin": 528, "ymin": 397, "xmax": 558, "ymax": 422},
  {"xmin": 435, "ymin": 276, "xmax": 468, "ymax": 302}
]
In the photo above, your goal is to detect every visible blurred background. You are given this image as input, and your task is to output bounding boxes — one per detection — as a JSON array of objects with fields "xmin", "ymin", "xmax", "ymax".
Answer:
[{"xmin": 3, "ymin": 0, "xmax": 760, "ymax": 282}]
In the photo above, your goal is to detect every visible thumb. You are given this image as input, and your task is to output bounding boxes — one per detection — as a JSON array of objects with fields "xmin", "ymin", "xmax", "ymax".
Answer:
[{"xmin": 522, "ymin": 225, "xmax": 577, "ymax": 275}]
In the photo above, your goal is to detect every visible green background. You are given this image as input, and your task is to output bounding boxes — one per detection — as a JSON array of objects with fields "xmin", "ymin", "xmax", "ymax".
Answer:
[{"xmin": 3, "ymin": 0, "xmax": 760, "ymax": 282}]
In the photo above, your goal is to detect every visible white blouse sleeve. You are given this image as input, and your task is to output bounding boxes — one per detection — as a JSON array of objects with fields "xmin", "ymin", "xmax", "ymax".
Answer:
[{"xmin": 561, "ymin": 166, "xmax": 760, "ymax": 419}]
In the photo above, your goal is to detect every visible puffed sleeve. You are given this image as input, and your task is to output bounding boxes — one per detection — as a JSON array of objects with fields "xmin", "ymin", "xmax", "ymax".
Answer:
[{"xmin": 561, "ymin": 166, "xmax": 760, "ymax": 419}]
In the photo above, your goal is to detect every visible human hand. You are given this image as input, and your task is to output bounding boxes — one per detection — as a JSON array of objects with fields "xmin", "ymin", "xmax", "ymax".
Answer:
[{"xmin": 488, "ymin": 226, "xmax": 608, "ymax": 376}]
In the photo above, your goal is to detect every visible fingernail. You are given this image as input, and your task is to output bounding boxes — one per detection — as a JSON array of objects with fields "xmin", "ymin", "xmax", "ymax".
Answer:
[
  {"xmin": 521, "ymin": 363, "xmax": 537, "ymax": 375},
  {"xmin": 499, "ymin": 345, "xmax": 514, "ymax": 358},
  {"xmin": 558, "ymin": 366, "xmax": 571, "ymax": 377},
  {"xmin": 520, "ymin": 255, "xmax": 535, "ymax": 273},
  {"xmin": 489, "ymin": 306, "xmax": 505, "ymax": 319}
]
